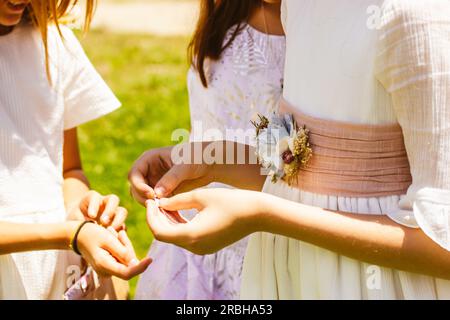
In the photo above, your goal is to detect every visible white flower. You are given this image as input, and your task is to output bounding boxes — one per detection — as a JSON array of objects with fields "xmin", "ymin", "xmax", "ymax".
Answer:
[
  {"xmin": 256, "ymin": 128, "xmax": 279, "ymax": 169},
  {"xmin": 254, "ymin": 113, "xmax": 311, "ymax": 184},
  {"xmin": 256, "ymin": 114, "xmax": 292, "ymax": 177}
]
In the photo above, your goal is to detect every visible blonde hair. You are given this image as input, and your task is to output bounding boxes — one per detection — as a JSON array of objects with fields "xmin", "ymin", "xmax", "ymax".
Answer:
[{"xmin": 27, "ymin": 0, "xmax": 97, "ymax": 80}]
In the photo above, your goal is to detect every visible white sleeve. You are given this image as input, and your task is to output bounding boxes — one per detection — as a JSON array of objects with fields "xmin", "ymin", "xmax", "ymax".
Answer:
[
  {"xmin": 375, "ymin": 0, "xmax": 450, "ymax": 250},
  {"xmin": 59, "ymin": 27, "xmax": 121, "ymax": 130}
]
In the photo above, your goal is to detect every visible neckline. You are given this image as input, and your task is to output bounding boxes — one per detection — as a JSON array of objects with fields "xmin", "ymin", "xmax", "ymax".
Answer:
[
  {"xmin": 245, "ymin": 23, "xmax": 285, "ymax": 40},
  {"xmin": 0, "ymin": 23, "xmax": 25, "ymax": 41}
]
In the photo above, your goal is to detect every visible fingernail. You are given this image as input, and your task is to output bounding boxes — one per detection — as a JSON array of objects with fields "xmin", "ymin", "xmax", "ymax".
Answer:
[
  {"xmin": 102, "ymin": 215, "xmax": 110, "ymax": 224},
  {"xmin": 130, "ymin": 259, "xmax": 138, "ymax": 266},
  {"xmin": 155, "ymin": 186, "xmax": 166, "ymax": 197}
]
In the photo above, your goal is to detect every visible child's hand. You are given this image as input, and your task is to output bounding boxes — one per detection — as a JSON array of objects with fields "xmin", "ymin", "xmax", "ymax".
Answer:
[
  {"xmin": 74, "ymin": 222, "xmax": 151, "ymax": 280},
  {"xmin": 145, "ymin": 189, "xmax": 266, "ymax": 255},
  {"xmin": 70, "ymin": 191, "xmax": 128, "ymax": 231},
  {"xmin": 128, "ymin": 145, "xmax": 212, "ymax": 205}
]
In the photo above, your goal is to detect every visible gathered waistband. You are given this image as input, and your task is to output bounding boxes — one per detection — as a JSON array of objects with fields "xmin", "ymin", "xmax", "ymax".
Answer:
[{"xmin": 279, "ymin": 98, "xmax": 412, "ymax": 197}]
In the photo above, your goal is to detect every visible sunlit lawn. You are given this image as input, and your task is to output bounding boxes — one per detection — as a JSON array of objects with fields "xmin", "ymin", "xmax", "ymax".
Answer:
[{"xmin": 76, "ymin": 29, "xmax": 191, "ymax": 297}]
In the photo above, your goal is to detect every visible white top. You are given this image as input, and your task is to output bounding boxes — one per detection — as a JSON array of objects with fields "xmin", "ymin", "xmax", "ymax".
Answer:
[
  {"xmin": 188, "ymin": 24, "xmax": 285, "ymax": 144},
  {"xmin": 242, "ymin": 0, "xmax": 450, "ymax": 299},
  {"xmin": 0, "ymin": 23, "xmax": 120, "ymax": 299}
]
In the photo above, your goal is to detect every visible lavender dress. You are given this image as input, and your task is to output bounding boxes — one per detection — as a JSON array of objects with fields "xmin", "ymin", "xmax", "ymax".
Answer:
[{"xmin": 135, "ymin": 24, "xmax": 285, "ymax": 300}]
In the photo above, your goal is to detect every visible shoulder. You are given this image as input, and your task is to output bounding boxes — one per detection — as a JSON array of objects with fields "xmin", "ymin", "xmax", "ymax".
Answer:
[
  {"xmin": 47, "ymin": 24, "xmax": 82, "ymax": 50},
  {"xmin": 381, "ymin": 0, "xmax": 450, "ymax": 28},
  {"xmin": 378, "ymin": 0, "xmax": 450, "ymax": 52},
  {"xmin": 224, "ymin": 23, "xmax": 248, "ymax": 45},
  {"xmin": 47, "ymin": 24, "xmax": 87, "ymax": 62}
]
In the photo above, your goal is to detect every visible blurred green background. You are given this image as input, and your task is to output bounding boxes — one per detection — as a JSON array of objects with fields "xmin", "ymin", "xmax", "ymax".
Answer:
[{"xmin": 76, "ymin": 30, "xmax": 191, "ymax": 297}]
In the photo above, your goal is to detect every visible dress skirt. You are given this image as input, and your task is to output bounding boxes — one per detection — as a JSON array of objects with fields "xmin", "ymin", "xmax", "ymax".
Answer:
[{"xmin": 240, "ymin": 180, "xmax": 450, "ymax": 300}]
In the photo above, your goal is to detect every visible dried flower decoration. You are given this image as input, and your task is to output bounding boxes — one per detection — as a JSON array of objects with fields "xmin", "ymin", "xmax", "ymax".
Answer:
[{"xmin": 253, "ymin": 114, "xmax": 312, "ymax": 185}]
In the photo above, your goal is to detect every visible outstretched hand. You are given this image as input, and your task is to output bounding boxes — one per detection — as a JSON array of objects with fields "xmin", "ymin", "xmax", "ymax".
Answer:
[{"xmin": 145, "ymin": 188, "xmax": 266, "ymax": 255}]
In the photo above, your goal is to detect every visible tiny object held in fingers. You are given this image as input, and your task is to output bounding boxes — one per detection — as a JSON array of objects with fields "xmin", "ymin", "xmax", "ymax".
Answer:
[{"xmin": 154, "ymin": 198, "xmax": 187, "ymax": 224}]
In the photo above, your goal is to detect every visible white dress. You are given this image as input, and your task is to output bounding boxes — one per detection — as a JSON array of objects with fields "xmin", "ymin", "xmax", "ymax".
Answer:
[
  {"xmin": 135, "ymin": 24, "xmax": 285, "ymax": 300},
  {"xmin": 0, "ymin": 23, "xmax": 120, "ymax": 299},
  {"xmin": 241, "ymin": 0, "xmax": 450, "ymax": 300}
]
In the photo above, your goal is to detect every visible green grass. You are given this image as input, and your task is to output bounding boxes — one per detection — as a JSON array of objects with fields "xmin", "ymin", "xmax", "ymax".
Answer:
[{"xmin": 76, "ymin": 29, "xmax": 191, "ymax": 297}]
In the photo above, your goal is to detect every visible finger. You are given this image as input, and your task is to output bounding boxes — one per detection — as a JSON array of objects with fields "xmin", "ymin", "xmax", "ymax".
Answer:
[
  {"xmin": 130, "ymin": 187, "xmax": 150, "ymax": 207},
  {"xmin": 154, "ymin": 165, "xmax": 192, "ymax": 198},
  {"xmin": 107, "ymin": 227, "xmax": 119, "ymax": 244},
  {"xmin": 111, "ymin": 207, "xmax": 128, "ymax": 230},
  {"xmin": 87, "ymin": 191, "xmax": 102, "ymax": 220},
  {"xmin": 160, "ymin": 207, "xmax": 188, "ymax": 224},
  {"xmin": 118, "ymin": 230, "xmax": 137, "ymax": 261},
  {"xmin": 101, "ymin": 234, "xmax": 132, "ymax": 265},
  {"xmin": 158, "ymin": 192, "xmax": 204, "ymax": 212},
  {"xmin": 123, "ymin": 257, "xmax": 152, "ymax": 279},
  {"xmin": 128, "ymin": 166, "xmax": 155, "ymax": 199},
  {"xmin": 96, "ymin": 251, "xmax": 151, "ymax": 280},
  {"xmin": 100, "ymin": 195, "xmax": 120, "ymax": 226},
  {"xmin": 146, "ymin": 200, "xmax": 196, "ymax": 246},
  {"xmin": 154, "ymin": 198, "xmax": 187, "ymax": 224},
  {"xmin": 145, "ymin": 200, "xmax": 183, "ymax": 242}
]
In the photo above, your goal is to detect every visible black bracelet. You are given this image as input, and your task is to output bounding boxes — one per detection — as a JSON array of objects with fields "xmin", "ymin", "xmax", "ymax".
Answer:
[{"xmin": 70, "ymin": 221, "xmax": 95, "ymax": 256}]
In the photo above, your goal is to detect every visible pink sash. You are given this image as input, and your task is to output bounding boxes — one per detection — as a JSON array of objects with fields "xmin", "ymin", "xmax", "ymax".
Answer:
[{"xmin": 279, "ymin": 98, "xmax": 412, "ymax": 197}]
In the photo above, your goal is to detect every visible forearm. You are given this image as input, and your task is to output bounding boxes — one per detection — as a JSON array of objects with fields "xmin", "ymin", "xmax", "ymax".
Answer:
[
  {"xmin": 208, "ymin": 141, "xmax": 266, "ymax": 191},
  {"xmin": 0, "ymin": 221, "xmax": 78, "ymax": 255},
  {"xmin": 63, "ymin": 128, "xmax": 90, "ymax": 216},
  {"xmin": 260, "ymin": 193, "xmax": 450, "ymax": 280},
  {"xmin": 63, "ymin": 169, "xmax": 90, "ymax": 219}
]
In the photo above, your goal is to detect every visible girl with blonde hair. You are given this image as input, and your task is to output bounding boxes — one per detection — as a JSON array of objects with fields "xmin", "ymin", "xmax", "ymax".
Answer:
[{"xmin": 0, "ymin": 0, "xmax": 150, "ymax": 299}]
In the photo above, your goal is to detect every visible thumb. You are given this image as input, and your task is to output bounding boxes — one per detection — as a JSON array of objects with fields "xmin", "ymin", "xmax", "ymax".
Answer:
[
  {"xmin": 157, "ymin": 191, "xmax": 204, "ymax": 212},
  {"xmin": 154, "ymin": 165, "xmax": 191, "ymax": 198}
]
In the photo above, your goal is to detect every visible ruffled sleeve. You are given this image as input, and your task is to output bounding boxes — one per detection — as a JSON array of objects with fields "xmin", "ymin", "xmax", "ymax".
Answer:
[
  {"xmin": 375, "ymin": 0, "xmax": 450, "ymax": 250},
  {"xmin": 58, "ymin": 26, "xmax": 121, "ymax": 130}
]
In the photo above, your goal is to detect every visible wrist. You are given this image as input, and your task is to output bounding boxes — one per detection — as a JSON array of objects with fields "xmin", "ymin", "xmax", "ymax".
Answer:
[
  {"xmin": 69, "ymin": 221, "xmax": 95, "ymax": 255},
  {"xmin": 64, "ymin": 221, "xmax": 82, "ymax": 250}
]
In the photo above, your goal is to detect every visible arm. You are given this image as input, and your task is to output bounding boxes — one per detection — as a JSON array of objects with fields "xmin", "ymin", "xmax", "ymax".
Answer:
[
  {"xmin": 63, "ymin": 128, "xmax": 90, "ymax": 220},
  {"xmin": 149, "ymin": 188, "xmax": 450, "ymax": 280},
  {"xmin": 129, "ymin": 141, "xmax": 266, "ymax": 205},
  {"xmin": 211, "ymin": 142, "xmax": 267, "ymax": 191},
  {"xmin": 261, "ymin": 193, "xmax": 450, "ymax": 279},
  {"xmin": 0, "ymin": 220, "xmax": 78, "ymax": 255},
  {"xmin": 0, "ymin": 129, "xmax": 150, "ymax": 279},
  {"xmin": 63, "ymin": 128, "xmax": 127, "ymax": 228}
]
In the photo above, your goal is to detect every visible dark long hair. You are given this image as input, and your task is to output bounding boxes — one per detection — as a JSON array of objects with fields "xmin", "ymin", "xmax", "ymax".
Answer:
[{"xmin": 188, "ymin": 0, "xmax": 260, "ymax": 88}]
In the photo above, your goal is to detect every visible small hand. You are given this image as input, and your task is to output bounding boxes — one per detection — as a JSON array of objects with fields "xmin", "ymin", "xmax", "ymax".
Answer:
[
  {"xmin": 74, "ymin": 191, "xmax": 128, "ymax": 230},
  {"xmin": 145, "ymin": 188, "xmax": 266, "ymax": 255},
  {"xmin": 75, "ymin": 222, "xmax": 152, "ymax": 280},
  {"xmin": 128, "ymin": 145, "xmax": 212, "ymax": 205}
]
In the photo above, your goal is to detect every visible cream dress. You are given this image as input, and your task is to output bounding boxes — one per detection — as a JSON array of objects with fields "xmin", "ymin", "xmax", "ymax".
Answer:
[{"xmin": 241, "ymin": 0, "xmax": 450, "ymax": 299}]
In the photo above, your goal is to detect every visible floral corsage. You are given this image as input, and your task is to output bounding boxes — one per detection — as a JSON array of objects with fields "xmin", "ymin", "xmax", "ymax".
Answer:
[{"xmin": 252, "ymin": 114, "xmax": 312, "ymax": 185}]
